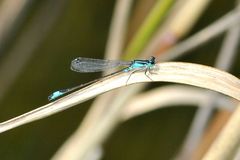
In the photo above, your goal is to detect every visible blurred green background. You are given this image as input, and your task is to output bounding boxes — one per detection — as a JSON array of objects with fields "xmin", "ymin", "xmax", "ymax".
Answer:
[{"xmin": 0, "ymin": 0, "xmax": 239, "ymax": 159}]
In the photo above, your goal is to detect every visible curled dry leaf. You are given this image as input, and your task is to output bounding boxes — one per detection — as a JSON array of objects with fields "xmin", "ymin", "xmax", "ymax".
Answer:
[{"xmin": 0, "ymin": 62, "xmax": 239, "ymax": 133}]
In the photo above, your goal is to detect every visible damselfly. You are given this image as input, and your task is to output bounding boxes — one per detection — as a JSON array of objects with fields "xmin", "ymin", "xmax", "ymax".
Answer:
[{"xmin": 48, "ymin": 56, "xmax": 156, "ymax": 101}]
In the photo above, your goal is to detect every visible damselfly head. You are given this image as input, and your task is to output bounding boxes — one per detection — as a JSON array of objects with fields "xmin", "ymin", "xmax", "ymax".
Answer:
[{"xmin": 149, "ymin": 56, "xmax": 156, "ymax": 64}]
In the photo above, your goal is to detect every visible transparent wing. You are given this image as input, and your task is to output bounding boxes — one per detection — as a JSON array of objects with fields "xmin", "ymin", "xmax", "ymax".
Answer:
[{"xmin": 71, "ymin": 57, "xmax": 132, "ymax": 72}]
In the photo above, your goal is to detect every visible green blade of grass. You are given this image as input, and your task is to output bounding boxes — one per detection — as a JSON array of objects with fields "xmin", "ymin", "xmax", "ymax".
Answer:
[{"xmin": 124, "ymin": 0, "xmax": 174, "ymax": 60}]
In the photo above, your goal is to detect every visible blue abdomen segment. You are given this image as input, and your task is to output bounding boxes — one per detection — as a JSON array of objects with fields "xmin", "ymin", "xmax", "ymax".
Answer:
[{"xmin": 48, "ymin": 90, "xmax": 67, "ymax": 101}]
